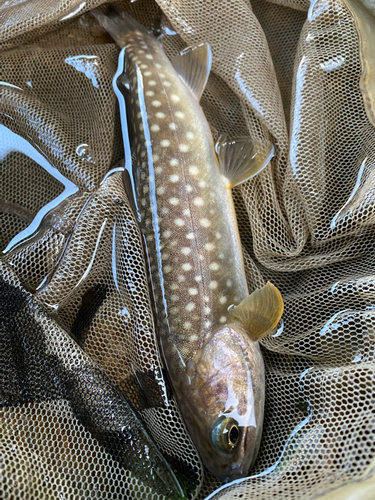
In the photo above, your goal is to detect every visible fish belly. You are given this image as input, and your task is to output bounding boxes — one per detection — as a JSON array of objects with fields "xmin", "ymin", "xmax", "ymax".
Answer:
[{"xmin": 122, "ymin": 30, "xmax": 248, "ymax": 365}]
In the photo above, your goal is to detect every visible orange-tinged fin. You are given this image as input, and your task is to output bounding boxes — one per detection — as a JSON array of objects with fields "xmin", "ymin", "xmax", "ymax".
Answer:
[
  {"xmin": 172, "ymin": 43, "xmax": 212, "ymax": 101},
  {"xmin": 215, "ymin": 135, "xmax": 274, "ymax": 188},
  {"xmin": 229, "ymin": 282, "xmax": 284, "ymax": 341}
]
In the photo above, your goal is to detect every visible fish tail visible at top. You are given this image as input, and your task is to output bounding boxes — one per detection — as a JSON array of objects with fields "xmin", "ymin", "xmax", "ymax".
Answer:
[{"xmin": 91, "ymin": 7, "xmax": 148, "ymax": 47}]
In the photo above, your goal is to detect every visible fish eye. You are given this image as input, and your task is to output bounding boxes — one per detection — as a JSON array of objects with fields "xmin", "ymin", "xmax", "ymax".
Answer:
[{"xmin": 212, "ymin": 417, "xmax": 240, "ymax": 452}]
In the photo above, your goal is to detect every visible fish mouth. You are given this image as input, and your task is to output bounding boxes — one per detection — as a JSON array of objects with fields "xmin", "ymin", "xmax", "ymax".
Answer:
[
  {"xmin": 219, "ymin": 461, "xmax": 246, "ymax": 484},
  {"xmin": 218, "ymin": 427, "xmax": 253, "ymax": 483}
]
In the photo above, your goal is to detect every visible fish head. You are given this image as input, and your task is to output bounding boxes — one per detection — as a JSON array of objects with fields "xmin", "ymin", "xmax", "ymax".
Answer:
[{"xmin": 183, "ymin": 323, "xmax": 265, "ymax": 482}]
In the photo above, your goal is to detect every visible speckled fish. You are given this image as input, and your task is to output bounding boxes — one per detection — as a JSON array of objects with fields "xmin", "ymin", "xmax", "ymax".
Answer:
[{"xmin": 93, "ymin": 9, "xmax": 284, "ymax": 482}]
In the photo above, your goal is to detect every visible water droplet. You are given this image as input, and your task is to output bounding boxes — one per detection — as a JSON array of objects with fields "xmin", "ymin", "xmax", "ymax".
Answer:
[{"xmin": 76, "ymin": 143, "xmax": 94, "ymax": 163}]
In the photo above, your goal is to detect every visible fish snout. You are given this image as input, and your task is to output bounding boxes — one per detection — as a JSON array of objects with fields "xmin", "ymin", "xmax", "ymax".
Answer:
[
  {"xmin": 218, "ymin": 462, "xmax": 246, "ymax": 483},
  {"xmin": 219, "ymin": 427, "xmax": 255, "ymax": 482}
]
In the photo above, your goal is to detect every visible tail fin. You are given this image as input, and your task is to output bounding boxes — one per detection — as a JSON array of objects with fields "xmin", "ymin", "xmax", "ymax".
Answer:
[{"xmin": 91, "ymin": 7, "xmax": 148, "ymax": 48}]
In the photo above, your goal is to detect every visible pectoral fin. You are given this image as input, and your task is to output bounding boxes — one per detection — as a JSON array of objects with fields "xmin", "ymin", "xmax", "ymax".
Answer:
[
  {"xmin": 229, "ymin": 282, "xmax": 284, "ymax": 341},
  {"xmin": 172, "ymin": 43, "xmax": 212, "ymax": 101},
  {"xmin": 215, "ymin": 135, "xmax": 274, "ymax": 188}
]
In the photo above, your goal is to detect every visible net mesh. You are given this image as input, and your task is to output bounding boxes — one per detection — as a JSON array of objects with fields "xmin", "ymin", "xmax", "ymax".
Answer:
[{"xmin": 1, "ymin": 0, "xmax": 375, "ymax": 498}]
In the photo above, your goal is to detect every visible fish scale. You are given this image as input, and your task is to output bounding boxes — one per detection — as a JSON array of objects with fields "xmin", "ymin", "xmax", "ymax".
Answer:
[{"xmin": 123, "ymin": 30, "xmax": 248, "ymax": 363}]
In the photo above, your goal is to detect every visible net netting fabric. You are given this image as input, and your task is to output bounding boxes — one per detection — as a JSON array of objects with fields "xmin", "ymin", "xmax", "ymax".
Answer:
[{"xmin": 1, "ymin": 0, "xmax": 375, "ymax": 499}]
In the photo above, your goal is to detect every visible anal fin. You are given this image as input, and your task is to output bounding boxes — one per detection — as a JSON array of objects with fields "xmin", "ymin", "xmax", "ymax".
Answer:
[
  {"xmin": 229, "ymin": 282, "xmax": 284, "ymax": 341},
  {"xmin": 172, "ymin": 43, "xmax": 212, "ymax": 101},
  {"xmin": 215, "ymin": 135, "xmax": 275, "ymax": 188}
]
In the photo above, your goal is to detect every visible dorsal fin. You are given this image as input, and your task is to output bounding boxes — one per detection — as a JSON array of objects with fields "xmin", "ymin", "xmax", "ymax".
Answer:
[
  {"xmin": 229, "ymin": 282, "xmax": 284, "ymax": 341},
  {"xmin": 215, "ymin": 135, "xmax": 274, "ymax": 188},
  {"xmin": 172, "ymin": 43, "xmax": 212, "ymax": 101}
]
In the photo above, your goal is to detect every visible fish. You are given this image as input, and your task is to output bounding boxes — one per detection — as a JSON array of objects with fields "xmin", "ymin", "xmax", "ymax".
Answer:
[{"xmin": 93, "ymin": 8, "xmax": 284, "ymax": 482}]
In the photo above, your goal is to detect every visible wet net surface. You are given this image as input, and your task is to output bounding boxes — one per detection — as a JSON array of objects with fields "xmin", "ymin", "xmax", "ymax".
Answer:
[{"xmin": 1, "ymin": 0, "xmax": 375, "ymax": 498}]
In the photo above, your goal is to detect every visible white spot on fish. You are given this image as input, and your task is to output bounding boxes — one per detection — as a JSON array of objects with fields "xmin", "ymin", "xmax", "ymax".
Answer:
[
  {"xmin": 226, "ymin": 279, "xmax": 233, "ymax": 287},
  {"xmin": 178, "ymin": 275, "xmax": 186, "ymax": 282},
  {"xmin": 157, "ymin": 186, "xmax": 165, "ymax": 195},
  {"xmin": 170, "ymin": 174, "xmax": 179, "ymax": 182},
  {"xmin": 175, "ymin": 111, "xmax": 185, "ymax": 119},
  {"xmin": 186, "ymin": 131, "xmax": 194, "ymax": 140},
  {"xmin": 151, "ymin": 124, "xmax": 160, "ymax": 132},
  {"xmin": 195, "ymin": 275, "xmax": 202, "ymax": 282},
  {"xmin": 182, "ymin": 263, "xmax": 192, "ymax": 271},
  {"xmin": 194, "ymin": 197, "xmax": 204, "ymax": 206},
  {"xmin": 139, "ymin": 124, "xmax": 144, "ymax": 131},
  {"xmin": 170, "ymin": 284, "xmax": 178, "ymax": 290},
  {"xmin": 170, "ymin": 307, "xmax": 178, "ymax": 314},
  {"xmin": 155, "ymin": 166, "xmax": 162, "ymax": 174},
  {"xmin": 189, "ymin": 166, "xmax": 199, "ymax": 175},
  {"xmin": 169, "ymin": 198, "xmax": 179, "ymax": 206},
  {"xmin": 156, "ymin": 112, "xmax": 166, "ymax": 119},
  {"xmin": 204, "ymin": 306, "xmax": 211, "ymax": 314},
  {"xmin": 183, "ymin": 209, "xmax": 190, "ymax": 217},
  {"xmin": 152, "ymin": 154, "xmax": 159, "ymax": 162},
  {"xmin": 186, "ymin": 185, "xmax": 193, "ymax": 193},
  {"xmin": 189, "ymin": 288, "xmax": 198, "ymax": 295},
  {"xmin": 179, "ymin": 144, "xmax": 189, "ymax": 152},
  {"xmin": 181, "ymin": 247, "xmax": 191, "ymax": 255},
  {"xmin": 210, "ymin": 262, "xmax": 219, "ymax": 271},
  {"xmin": 141, "ymin": 64, "xmax": 148, "ymax": 69},
  {"xmin": 204, "ymin": 242, "xmax": 215, "ymax": 251},
  {"xmin": 200, "ymin": 218, "xmax": 211, "ymax": 228},
  {"xmin": 152, "ymin": 100, "xmax": 162, "ymax": 107},
  {"xmin": 190, "ymin": 334, "xmax": 198, "ymax": 341},
  {"xmin": 146, "ymin": 90, "xmax": 155, "ymax": 96},
  {"xmin": 137, "ymin": 112, "xmax": 142, "ymax": 119},
  {"xmin": 149, "ymin": 80, "xmax": 157, "ymax": 86},
  {"xmin": 209, "ymin": 281, "xmax": 218, "ymax": 289},
  {"xmin": 199, "ymin": 180, "xmax": 206, "ymax": 188},
  {"xmin": 175, "ymin": 218, "xmax": 184, "ymax": 226},
  {"xmin": 163, "ymin": 81, "xmax": 171, "ymax": 87},
  {"xmin": 161, "ymin": 139, "xmax": 170, "ymax": 147},
  {"xmin": 171, "ymin": 94, "xmax": 180, "ymax": 102},
  {"xmin": 169, "ymin": 123, "xmax": 176, "ymax": 130},
  {"xmin": 146, "ymin": 54, "xmax": 153, "ymax": 60},
  {"xmin": 164, "ymin": 265, "xmax": 172, "ymax": 273},
  {"xmin": 219, "ymin": 296, "xmax": 227, "ymax": 304},
  {"xmin": 184, "ymin": 322, "xmax": 192, "ymax": 329},
  {"xmin": 171, "ymin": 295, "xmax": 179, "ymax": 302},
  {"xmin": 171, "ymin": 241, "xmax": 178, "ymax": 247},
  {"xmin": 216, "ymin": 232, "xmax": 222, "ymax": 239},
  {"xmin": 163, "ymin": 230, "xmax": 172, "ymax": 238},
  {"xmin": 186, "ymin": 302, "xmax": 195, "ymax": 311},
  {"xmin": 155, "ymin": 63, "xmax": 162, "ymax": 69},
  {"xmin": 220, "ymin": 316, "xmax": 227, "ymax": 323},
  {"xmin": 187, "ymin": 233, "xmax": 194, "ymax": 239},
  {"xmin": 170, "ymin": 158, "xmax": 178, "ymax": 166}
]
